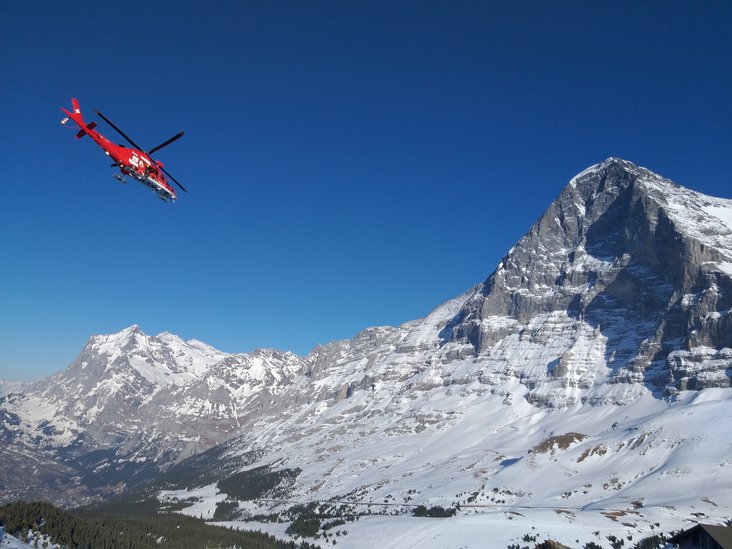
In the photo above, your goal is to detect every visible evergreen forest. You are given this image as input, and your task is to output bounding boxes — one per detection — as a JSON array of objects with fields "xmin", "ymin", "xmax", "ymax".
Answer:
[{"xmin": 0, "ymin": 500, "xmax": 319, "ymax": 549}]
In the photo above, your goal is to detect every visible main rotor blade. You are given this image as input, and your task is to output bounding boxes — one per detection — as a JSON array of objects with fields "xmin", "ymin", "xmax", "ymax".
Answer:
[
  {"xmin": 148, "ymin": 131, "xmax": 184, "ymax": 155},
  {"xmin": 161, "ymin": 166, "xmax": 188, "ymax": 193},
  {"xmin": 94, "ymin": 110, "xmax": 144, "ymax": 151}
]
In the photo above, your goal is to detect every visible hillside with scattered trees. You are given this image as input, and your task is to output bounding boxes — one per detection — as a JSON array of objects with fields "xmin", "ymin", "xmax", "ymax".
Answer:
[{"xmin": 0, "ymin": 501, "xmax": 319, "ymax": 549}]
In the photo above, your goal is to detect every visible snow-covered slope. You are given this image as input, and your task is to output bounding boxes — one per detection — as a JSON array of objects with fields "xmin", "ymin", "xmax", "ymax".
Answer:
[
  {"xmin": 170, "ymin": 388, "xmax": 732, "ymax": 547},
  {"xmin": 2, "ymin": 159, "xmax": 732, "ymax": 545}
]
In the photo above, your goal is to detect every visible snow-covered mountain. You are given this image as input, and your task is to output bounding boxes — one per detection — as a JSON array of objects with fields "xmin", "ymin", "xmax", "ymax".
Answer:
[
  {"xmin": 0, "ymin": 327, "xmax": 231, "ymax": 503},
  {"xmin": 2, "ymin": 158, "xmax": 731, "ymax": 545}
]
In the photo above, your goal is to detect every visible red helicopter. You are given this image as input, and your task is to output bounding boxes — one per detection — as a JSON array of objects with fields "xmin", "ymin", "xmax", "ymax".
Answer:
[{"xmin": 60, "ymin": 98, "xmax": 187, "ymax": 202}]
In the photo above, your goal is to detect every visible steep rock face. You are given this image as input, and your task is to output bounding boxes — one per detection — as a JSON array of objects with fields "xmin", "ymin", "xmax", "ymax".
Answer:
[{"xmin": 449, "ymin": 158, "xmax": 732, "ymax": 401}]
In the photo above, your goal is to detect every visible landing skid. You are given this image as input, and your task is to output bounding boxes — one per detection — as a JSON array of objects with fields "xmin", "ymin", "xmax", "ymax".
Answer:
[{"xmin": 112, "ymin": 171, "xmax": 174, "ymax": 202}]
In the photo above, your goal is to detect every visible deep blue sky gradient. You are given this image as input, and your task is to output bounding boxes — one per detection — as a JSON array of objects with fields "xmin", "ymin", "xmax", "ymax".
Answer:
[{"xmin": 2, "ymin": 1, "xmax": 731, "ymax": 379}]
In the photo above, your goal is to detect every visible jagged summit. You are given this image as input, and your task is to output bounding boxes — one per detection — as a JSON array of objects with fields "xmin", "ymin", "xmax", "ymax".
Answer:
[{"xmin": 570, "ymin": 157, "xmax": 668, "ymax": 187}]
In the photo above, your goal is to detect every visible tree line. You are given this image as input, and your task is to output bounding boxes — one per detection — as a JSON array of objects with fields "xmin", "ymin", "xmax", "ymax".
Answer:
[{"xmin": 0, "ymin": 500, "xmax": 319, "ymax": 549}]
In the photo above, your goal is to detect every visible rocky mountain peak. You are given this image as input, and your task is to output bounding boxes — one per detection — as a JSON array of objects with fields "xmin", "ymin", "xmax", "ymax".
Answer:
[{"xmin": 446, "ymin": 159, "xmax": 732, "ymax": 403}]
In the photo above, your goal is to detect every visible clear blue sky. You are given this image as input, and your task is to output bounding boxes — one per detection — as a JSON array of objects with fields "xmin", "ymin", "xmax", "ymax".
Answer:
[{"xmin": 1, "ymin": 1, "xmax": 731, "ymax": 380}]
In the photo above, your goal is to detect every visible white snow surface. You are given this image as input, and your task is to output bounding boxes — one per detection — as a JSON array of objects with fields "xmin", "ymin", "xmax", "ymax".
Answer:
[{"xmin": 0, "ymin": 531, "xmax": 60, "ymax": 549}]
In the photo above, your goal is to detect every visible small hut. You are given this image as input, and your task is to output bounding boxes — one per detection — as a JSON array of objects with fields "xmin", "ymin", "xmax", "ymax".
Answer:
[{"xmin": 668, "ymin": 523, "xmax": 732, "ymax": 549}]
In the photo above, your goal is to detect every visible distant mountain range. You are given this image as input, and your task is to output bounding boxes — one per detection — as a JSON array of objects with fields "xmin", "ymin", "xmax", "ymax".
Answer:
[
  {"xmin": 0, "ymin": 380, "xmax": 30, "ymax": 397},
  {"xmin": 2, "ymin": 158, "xmax": 731, "ymax": 545}
]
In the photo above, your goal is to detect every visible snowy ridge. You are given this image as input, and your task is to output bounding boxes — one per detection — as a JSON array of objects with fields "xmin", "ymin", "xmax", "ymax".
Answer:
[{"xmin": 638, "ymin": 171, "xmax": 732, "ymax": 257}]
